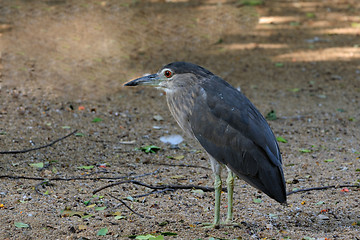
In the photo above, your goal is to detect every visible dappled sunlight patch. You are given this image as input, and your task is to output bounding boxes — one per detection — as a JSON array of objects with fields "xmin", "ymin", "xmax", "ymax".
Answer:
[
  {"xmin": 224, "ymin": 43, "xmax": 289, "ymax": 50},
  {"xmin": 313, "ymin": 27, "xmax": 360, "ymax": 35},
  {"xmin": 273, "ymin": 47, "xmax": 360, "ymax": 62},
  {"xmin": 255, "ymin": 23, "xmax": 300, "ymax": 30},
  {"xmin": 258, "ymin": 16, "xmax": 301, "ymax": 24}
]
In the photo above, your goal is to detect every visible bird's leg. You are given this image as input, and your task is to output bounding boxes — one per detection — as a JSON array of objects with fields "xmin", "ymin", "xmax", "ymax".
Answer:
[
  {"xmin": 225, "ymin": 169, "xmax": 234, "ymax": 223},
  {"xmin": 213, "ymin": 173, "xmax": 222, "ymax": 226},
  {"xmin": 209, "ymin": 157, "xmax": 222, "ymax": 228}
]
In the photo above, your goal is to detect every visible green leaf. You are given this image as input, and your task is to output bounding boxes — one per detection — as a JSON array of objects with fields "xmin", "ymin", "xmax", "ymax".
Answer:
[
  {"xmin": 77, "ymin": 165, "xmax": 94, "ymax": 170},
  {"xmin": 356, "ymin": 168, "xmax": 360, "ymax": 172},
  {"xmin": 140, "ymin": 145, "xmax": 161, "ymax": 153},
  {"xmin": 52, "ymin": 166, "xmax": 58, "ymax": 174},
  {"xmin": 306, "ymin": 12, "xmax": 315, "ymax": 18},
  {"xmin": 0, "ymin": 131, "xmax": 6, "ymax": 135},
  {"xmin": 239, "ymin": 0, "xmax": 264, "ymax": 6},
  {"xmin": 265, "ymin": 110, "xmax": 277, "ymax": 121},
  {"xmin": 316, "ymin": 201, "xmax": 325, "ymax": 205},
  {"xmin": 275, "ymin": 62, "xmax": 284, "ymax": 67},
  {"xmin": 336, "ymin": 108, "xmax": 346, "ymax": 112},
  {"xmin": 114, "ymin": 215, "xmax": 126, "ymax": 220},
  {"xmin": 14, "ymin": 222, "xmax": 29, "ymax": 228},
  {"xmin": 136, "ymin": 234, "xmax": 164, "ymax": 240},
  {"xmin": 97, "ymin": 227, "xmax": 108, "ymax": 236},
  {"xmin": 29, "ymin": 162, "xmax": 44, "ymax": 168},
  {"xmin": 276, "ymin": 136, "xmax": 288, "ymax": 143},
  {"xmin": 289, "ymin": 88, "xmax": 300, "ymax": 92},
  {"xmin": 75, "ymin": 132, "xmax": 85, "ymax": 137},
  {"xmin": 253, "ymin": 198, "xmax": 262, "ymax": 203},
  {"xmin": 61, "ymin": 126, "xmax": 71, "ymax": 129},
  {"xmin": 351, "ymin": 22, "xmax": 360, "ymax": 28},
  {"xmin": 95, "ymin": 206, "xmax": 106, "ymax": 211},
  {"xmin": 290, "ymin": 21, "xmax": 300, "ymax": 26},
  {"xmin": 324, "ymin": 159, "xmax": 334, "ymax": 163},
  {"xmin": 285, "ymin": 163, "xmax": 295, "ymax": 167},
  {"xmin": 299, "ymin": 148, "xmax": 312, "ymax": 153},
  {"xmin": 191, "ymin": 189, "xmax": 205, "ymax": 195},
  {"xmin": 92, "ymin": 117, "xmax": 103, "ymax": 123}
]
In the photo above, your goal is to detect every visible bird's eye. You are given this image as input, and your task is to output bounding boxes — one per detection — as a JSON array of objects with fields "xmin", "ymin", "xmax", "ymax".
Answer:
[{"xmin": 164, "ymin": 70, "xmax": 173, "ymax": 78}]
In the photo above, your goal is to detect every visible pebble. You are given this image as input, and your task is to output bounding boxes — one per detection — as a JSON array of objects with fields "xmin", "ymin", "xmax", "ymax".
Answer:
[{"xmin": 317, "ymin": 214, "xmax": 330, "ymax": 220}]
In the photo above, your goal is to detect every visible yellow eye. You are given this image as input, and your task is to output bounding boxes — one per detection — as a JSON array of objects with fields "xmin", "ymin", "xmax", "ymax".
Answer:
[{"xmin": 164, "ymin": 70, "xmax": 172, "ymax": 78}]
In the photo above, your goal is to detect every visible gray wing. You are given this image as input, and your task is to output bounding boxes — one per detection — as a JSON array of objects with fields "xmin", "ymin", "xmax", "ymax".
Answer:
[{"xmin": 190, "ymin": 76, "xmax": 286, "ymax": 203}]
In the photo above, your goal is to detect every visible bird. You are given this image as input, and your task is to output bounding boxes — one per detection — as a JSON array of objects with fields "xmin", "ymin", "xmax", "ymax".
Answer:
[{"xmin": 124, "ymin": 62, "xmax": 286, "ymax": 227}]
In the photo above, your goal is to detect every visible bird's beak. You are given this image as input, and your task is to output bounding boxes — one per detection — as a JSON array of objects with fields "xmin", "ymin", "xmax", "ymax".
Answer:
[{"xmin": 123, "ymin": 74, "xmax": 161, "ymax": 87}]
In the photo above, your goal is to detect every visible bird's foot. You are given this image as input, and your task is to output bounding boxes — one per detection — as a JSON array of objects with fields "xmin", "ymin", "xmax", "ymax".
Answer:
[
  {"xmin": 201, "ymin": 222, "xmax": 220, "ymax": 229},
  {"xmin": 223, "ymin": 220, "xmax": 241, "ymax": 228}
]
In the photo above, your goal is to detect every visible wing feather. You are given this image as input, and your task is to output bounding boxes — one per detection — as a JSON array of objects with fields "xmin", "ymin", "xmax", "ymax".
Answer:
[{"xmin": 189, "ymin": 76, "xmax": 286, "ymax": 203}]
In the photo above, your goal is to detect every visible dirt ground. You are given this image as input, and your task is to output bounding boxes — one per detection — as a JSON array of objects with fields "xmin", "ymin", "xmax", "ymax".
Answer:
[{"xmin": 0, "ymin": 0, "xmax": 359, "ymax": 239}]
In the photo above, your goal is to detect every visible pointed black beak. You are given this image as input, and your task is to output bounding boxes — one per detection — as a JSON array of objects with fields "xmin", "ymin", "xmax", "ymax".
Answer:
[{"xmin": 124, "ymin": 74, "xmax": 160, "ymax": 87}]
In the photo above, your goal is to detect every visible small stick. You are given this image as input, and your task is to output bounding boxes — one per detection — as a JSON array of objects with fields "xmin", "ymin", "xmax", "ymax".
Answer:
[
  {"xmin": 152, "ymin": 162, "xmax": 210, "ymax": 170},
  {"xmin": 287, "ymin": 184, "xmax": 360, "ymax": 196},
  {"xmin": 0, "ymin": 130, "xmax": 77, "ymax": 154},
  {"xmin": 93, "ymin": 179, "xmax": 224, "ymax": 195},
  {"xmin": 107, "ymin": 193, "xmax": 153, "ymax": 219},
  {"xmin": 132, "ymin": 188, "xmax": 174, "ymax": 198},
  {"xmin": 0, "ymin": 170, "xmax": 158, "ymax": 181}
]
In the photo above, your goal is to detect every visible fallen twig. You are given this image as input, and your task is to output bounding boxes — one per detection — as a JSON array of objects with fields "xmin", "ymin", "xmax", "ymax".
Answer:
[
  {"xmin": 107, "ymin": 193, "xmax": 153, "ymax": 219},
  {"xmin": 132, "ymin": 188, "xmax": 175, "ymax": 198},
  {"xmin": 287, "ymin": 184, "xmax": 360, "ymax": 196},
  {"xmin": 0, "ymin": 170, "xmax": 158, "ymax": 181},
  {"xmin": 93, "ymin": 179, "xmax": 224, "ymax": 195},
  {"xmin": 0, "ymin": 130, "xmax": 77, "ymax": 154},
  {"xmin": 152, "ymin": 162, "xmax": 210, "ymax": 170}
]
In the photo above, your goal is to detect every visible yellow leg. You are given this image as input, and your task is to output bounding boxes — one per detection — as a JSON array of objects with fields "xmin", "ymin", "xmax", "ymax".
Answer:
[
  {"xmin": 213, "ymin": 173, "xmax": 222, "ymax": 226},
  {"xmin": 225, "ymin": 170, "xmax": 234, "ymax": 223}
]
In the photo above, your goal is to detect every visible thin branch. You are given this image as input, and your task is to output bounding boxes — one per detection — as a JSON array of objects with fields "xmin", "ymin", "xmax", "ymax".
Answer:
[
  {"xmin": 93, "ymin": 179, "xmax": 224, "ymax": 195},
  {"xmin": 287, "ymin": 184, "xmax": 360, "ymax": 196},
  {"xmin": 107, "ymin": 193, "xmax": 153, "ymax": 219},
  {"xmin": 0, "ymin": 130, "xmax": 78, "ymax": 154},
  {"xmin": 132, "ymin": 188, "xmax": 174, "ymax": 198},
  {"xmin": 152, "ymin": 162, "xmax": 210, "ymax": 170},
  {"xmin": 0, "ymin": 170, "xmax": 158, "ymax": 181}
]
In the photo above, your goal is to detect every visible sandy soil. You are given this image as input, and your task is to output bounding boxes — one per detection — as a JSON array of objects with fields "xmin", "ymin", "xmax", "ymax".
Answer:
[{"xmin": 0, "ymin": 0, "xmax": 359, "ymax": 239}]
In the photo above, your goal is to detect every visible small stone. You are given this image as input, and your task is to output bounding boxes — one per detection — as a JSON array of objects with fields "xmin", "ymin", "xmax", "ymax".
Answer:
[{"xmin": 317, "ymin": 214, "xmax": 329, "ymax": 220}]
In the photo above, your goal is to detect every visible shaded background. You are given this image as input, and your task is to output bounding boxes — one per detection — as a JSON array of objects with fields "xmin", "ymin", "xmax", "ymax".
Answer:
[{"xmin": 0, "ymin": 0, "xmax": 359, "ymax": 239}]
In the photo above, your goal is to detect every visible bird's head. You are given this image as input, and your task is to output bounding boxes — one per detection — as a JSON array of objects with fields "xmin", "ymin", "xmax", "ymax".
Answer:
[{"xmin": 124, "ymin": 62, "xmax": 213, "ymax": 92}]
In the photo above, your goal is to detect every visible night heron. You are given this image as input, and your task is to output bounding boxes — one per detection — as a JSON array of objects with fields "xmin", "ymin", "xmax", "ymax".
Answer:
[{"xmin": 124, "ymin": 62, "xmax": 286, "ymax": 227}]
